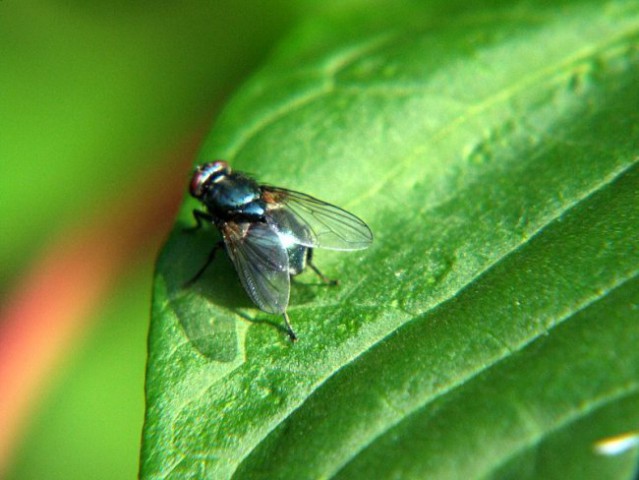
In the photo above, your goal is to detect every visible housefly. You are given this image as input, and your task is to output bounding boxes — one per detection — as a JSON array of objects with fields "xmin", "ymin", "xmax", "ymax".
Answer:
[{"xmin": 187, "ymin": 160, "xmax": 373, "ymax": 341}]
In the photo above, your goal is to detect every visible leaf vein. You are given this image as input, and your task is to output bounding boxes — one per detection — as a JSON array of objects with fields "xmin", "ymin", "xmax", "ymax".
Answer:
[
  {"xmin": 478, "ymin": 384, "xmax": 639, "ymax": 479},
  {"xmin": 342, "ymin": 21, "xmax": 639, "ymax": 210},
  {"xmin": 329, "ymin": 271, "xmax": 639, "ymax": 479}
]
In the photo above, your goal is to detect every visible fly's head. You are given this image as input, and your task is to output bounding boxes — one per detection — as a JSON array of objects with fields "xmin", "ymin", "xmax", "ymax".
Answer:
[{"xmin": 189, "ymin": 160, "xmax": 231, "ymax": 200}]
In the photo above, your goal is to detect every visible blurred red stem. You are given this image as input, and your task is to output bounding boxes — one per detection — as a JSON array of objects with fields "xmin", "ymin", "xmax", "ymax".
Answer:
[{"xmin": 0, "ymin": 136, "xmax": 199, "ymax": 474}]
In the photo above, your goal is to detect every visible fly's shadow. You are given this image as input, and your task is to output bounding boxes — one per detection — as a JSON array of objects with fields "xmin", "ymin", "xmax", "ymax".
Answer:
[
  {"xmin": 161, "ymin": 221, "xmax": 334, "ymax": 356},
  {"xmin": 160, "ymin": 225, "xmax": 255, "ymax": 362}
]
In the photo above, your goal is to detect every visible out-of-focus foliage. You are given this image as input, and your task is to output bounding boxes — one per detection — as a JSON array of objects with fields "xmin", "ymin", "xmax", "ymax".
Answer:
[
  {"xmin": 6, "ymin": 261, "xmax": 153, "ymax": 480},
  {"xmin": 0, "ymin": 0, "xmax": 297, "ymax": 289}
]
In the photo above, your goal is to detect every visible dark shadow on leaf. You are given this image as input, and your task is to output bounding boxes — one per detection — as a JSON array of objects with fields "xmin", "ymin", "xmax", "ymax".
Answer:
[
  {"xmin": 160, "ymin": 225, "xmax": 253, "ymax": 362},
  {"xmin": 160, "ymin": 224, "xmax": 344, "ymax": 354}
]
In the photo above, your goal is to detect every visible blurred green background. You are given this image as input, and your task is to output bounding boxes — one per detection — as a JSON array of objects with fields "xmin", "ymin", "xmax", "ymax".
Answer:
[
  {"xmin": 0, "ymin": 1, "xmax": 310, "ymax": 478},
  {"xmin": 0, "ymin": 1, "xmax": 300, "ymax": 288}
]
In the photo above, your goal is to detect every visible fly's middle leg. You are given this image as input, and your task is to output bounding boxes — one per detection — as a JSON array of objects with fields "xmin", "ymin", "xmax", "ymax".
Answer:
[{"xmin": 306, "ymin": 249, "xmax": 339, "ymax": 286}]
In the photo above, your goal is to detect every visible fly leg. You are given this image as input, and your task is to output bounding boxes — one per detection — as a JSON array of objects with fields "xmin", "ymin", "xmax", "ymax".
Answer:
[
  {"xmin": 307, "ymin": 249, "xmax": 339, "ymax": 286},
  {"xmin": 184, "ymin": 210, "xmax": 214, "ymax": 233},
  {"xmin": 184, "ymin": 240, "xmax": 224, "ymax": 287},
  {"xmin": 282, "ymin": 312, "xmax": 298, "ymax": 342}
]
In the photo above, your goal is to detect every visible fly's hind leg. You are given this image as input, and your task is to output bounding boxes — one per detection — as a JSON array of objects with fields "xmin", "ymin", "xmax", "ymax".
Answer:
[
  {"xmin": 282, "ymin": 312, "xmax": 298, "ymax": 342},
  {"xmin": 306, "ymin": 249, "xmax": 339, "ymax": 286}
]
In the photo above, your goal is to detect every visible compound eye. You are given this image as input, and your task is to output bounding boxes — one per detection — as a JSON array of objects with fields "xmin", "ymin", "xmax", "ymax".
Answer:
[
  {"xmin": 189, "ymin": 161, "xmax": 229, "ymax": 198},
  {"xmin": 189, "ymin": 168, "xmax": 206, "ymax": 198}
]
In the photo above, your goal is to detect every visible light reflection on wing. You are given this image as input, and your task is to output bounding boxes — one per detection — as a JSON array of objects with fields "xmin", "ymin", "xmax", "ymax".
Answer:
[
  {"xmin": 222, "ymin": 222, "xmax": 290, "ymax": 314},
  {"xmin": 262, "ymin": 187, "xmax": 373, "ymax": 251}
]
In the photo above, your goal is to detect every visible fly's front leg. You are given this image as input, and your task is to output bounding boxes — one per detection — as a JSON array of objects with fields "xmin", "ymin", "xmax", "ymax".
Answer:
[
  {"xmin": 184, "ymin": 210, "xmax": 214, "ymax": 233},
  {"xmin": 184, "ymin": 240, "xmax": 225, "ymax": 287}
]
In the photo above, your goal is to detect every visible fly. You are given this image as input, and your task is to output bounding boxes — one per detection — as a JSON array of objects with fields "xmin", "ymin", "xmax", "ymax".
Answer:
[{"xmin": 186, "ymin": 160, "xmax": 373, "ymax": 341}]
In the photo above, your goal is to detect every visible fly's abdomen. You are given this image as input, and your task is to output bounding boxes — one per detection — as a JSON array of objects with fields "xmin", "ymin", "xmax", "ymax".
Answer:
[
  {"xmin": 287, "ymin": 243, "xmax": 309, "ymax": 276},
  {"xmin": 269, "ymin": 207, "xmax": 312, "ymax": 276}
]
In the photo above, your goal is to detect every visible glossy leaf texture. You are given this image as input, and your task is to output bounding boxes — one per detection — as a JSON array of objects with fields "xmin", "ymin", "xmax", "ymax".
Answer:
[{"xmin": 141, "ymin": 1, "xmax": 639, "ymax": 478}]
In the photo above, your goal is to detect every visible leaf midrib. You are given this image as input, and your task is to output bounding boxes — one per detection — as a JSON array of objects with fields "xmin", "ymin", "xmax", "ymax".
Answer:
[{"xmin": 329, "ymin": 271, "xmax": 639, "ymax": 480}]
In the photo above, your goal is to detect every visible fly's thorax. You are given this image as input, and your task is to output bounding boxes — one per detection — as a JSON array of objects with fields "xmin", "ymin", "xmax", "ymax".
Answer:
[{"xmin": 201, "ymin": 173, "xmax": 263, "ymax": 219}]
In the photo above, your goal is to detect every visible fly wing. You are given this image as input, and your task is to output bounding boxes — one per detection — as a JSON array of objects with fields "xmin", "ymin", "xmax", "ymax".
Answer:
[
  {"xmin": 222, "ymin": 222, "xmax": 290, "ymax": 314},
  {"xmin": 261, "ymin": 186, "xmax": 373, "ymax": 251}
]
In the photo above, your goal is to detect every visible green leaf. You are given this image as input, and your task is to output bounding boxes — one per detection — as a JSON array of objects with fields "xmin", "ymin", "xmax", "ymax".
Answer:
[{"xmin": 141, "ymin": 1, "xmax": 639, "ymax": 478}]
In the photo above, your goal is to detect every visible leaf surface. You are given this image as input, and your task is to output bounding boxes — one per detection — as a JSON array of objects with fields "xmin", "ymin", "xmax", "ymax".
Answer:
[{"xmin": 142, "ymin": 1, "xmax": 639, "ymax": 478}]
